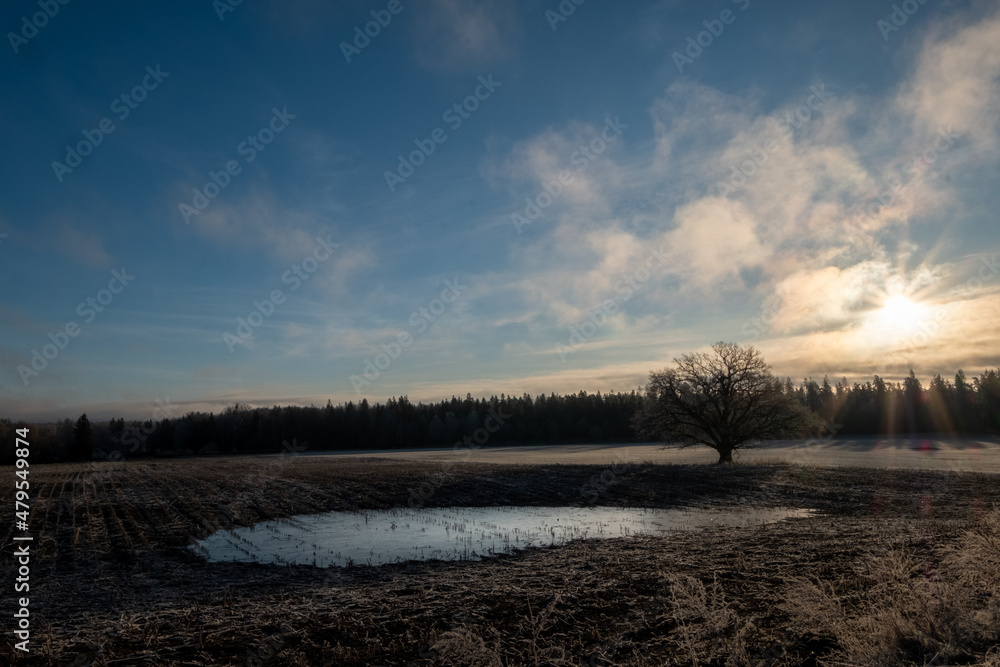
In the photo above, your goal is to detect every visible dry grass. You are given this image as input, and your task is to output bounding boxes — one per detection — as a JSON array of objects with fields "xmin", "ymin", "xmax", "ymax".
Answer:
[
  {"xmin": 2, "ymin": 456, "xmax": 999, "ymax": 665},
  {"xmin": 665, "ymin": 573, "xmax": 754, "ymax": 667},
  {"xmin": 782, "ymin": 509, "xmax": 1000, "ymax": 666}
]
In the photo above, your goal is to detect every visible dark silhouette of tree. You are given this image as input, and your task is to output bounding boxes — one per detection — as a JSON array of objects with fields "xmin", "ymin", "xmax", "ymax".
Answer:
[
  {"xmin": 927, "ymin": 374, "xmax": 955, "ymax": 433},
  {"xmin": 903, "ymin": 370, "xmax": 925, "ymax": 434},
  {"xmin": 819, "ymin": 376, "xmax": 836, "ymax": 422},
  {"xmin": 72, "ymin": 414, "xmax": 92, "ymax": 461},
  {"xmin": 147, "ymin": 418, "xmax": 174, "ymax": 454},
  {"xmin": 804, "ymin": 378, "xmax": 822, "ymax": 414},
  {"xmin": 633, "ymin": 342, "xmax": 810, "ymax": 463},
  {"xmin": 954, "ymin": 370, "xmax": 974, "ymax": 431},
  {"xmin": 428, "ymin": 415, "xmax": 445, "ymax": 444},
  {"xmin": 56, "ymin": 418, "xmax": 74, "ymax": 460},
  {"xmin": 976, "ymin": 369, "xmax": 1000, "ymax": 432}
]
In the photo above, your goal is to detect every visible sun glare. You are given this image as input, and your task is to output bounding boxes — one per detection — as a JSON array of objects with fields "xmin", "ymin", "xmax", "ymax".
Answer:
[
  {"xmin": 869, "ymin": 294, "xmax": 930, "ymax": 339},
  {"xmin": 881, "ymin": 295, "xmax": 924, "ymax": 322}
]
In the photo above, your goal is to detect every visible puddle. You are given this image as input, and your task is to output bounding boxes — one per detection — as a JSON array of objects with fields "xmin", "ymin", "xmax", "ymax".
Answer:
[{"xmin": 190, "ymin": 506, "xmax": 813, "ymax": 567}]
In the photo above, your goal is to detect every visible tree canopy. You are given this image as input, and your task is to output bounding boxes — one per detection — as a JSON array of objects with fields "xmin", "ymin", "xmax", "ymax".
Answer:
[{"xmin": 633, "ymin": 342, "xmax": 810, "ymax": 463}]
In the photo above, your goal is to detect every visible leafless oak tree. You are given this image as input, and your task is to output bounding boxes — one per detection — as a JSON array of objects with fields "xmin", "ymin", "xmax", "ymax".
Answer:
[{"xmin": 633, "ymin": 342, "xmax": 809, "ymax": 463}]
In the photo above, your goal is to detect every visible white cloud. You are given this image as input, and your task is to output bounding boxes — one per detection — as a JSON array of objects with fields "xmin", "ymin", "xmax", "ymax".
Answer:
[
  {"xmin": 482, "ymin": 119, "xmax": 627, "ymax": 215},
  {"xmin": 771, "ymin": 262, "xmax": 889, "ymax": 333},
  {"xmin": 896, "ymin": 8, "xmax": 1000, "ymax": 144},
  {"xmin": 664, "ymin": 197, "xmax": 768, "ymax": 291},
  {"xmin": 757, "ymin": 290, "xmax": 1000, "ymax": 382},
  {"xmin": 465, "ymin": 4, "xmax": 1000, "ymax": 389}
]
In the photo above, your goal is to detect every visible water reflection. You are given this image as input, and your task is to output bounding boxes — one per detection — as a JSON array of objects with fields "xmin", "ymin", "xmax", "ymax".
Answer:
[{"xmin": 190, "ymin": 506, "xmax": 813, "ymax": 567}]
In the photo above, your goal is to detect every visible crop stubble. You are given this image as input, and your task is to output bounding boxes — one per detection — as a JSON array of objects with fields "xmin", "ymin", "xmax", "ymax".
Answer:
[{"xmin": 1, "ymin": 456, "xmax": 998, "ymax": 666}]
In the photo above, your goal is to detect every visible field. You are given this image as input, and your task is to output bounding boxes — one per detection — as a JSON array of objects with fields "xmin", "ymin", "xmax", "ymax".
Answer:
[
  {"xmin": 3, "ymin": 443, "xmax": 1000, "ymax": 666},
  {"xmin": 313, "ymin": 437, "xmax": 1000, "ymax": 472}
]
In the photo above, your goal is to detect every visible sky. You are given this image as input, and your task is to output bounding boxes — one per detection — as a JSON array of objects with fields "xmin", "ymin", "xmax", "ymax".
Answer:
[{"xmin": 1, "ymin": 0, "xmax": 999, "ymax": 421}]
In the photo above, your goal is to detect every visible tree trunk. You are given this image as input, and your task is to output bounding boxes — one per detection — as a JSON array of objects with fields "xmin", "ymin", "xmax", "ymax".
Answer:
[{"xmin": 717, "ymin": 447, "xmax": 734, "ymax": 464}]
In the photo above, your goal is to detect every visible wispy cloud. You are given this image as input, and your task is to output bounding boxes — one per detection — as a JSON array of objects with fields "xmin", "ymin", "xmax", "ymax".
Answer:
[
  {"xmin": 896, "ymin": 9, "xmax": 1000, "ymax": 144},
  {"xmin": 467, "ymin": 6, "xmax": 1000, "ymax": 385},
  {"xmin": 409, "ymin": 0, "xmax": 521, "ymax": 70},
  {"xmin": 53, "ymin": 223, "xmax": 112, "ymax": 270}
]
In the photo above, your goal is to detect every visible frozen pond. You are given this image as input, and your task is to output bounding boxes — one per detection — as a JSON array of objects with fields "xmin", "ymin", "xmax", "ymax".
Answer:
[{"xmin": 190, "ymin": 506, "xmax": 813, "ymax": 567}]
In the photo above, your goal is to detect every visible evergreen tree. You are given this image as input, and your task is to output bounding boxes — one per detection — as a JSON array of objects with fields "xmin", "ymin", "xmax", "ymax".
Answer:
[
  {"xmin": 903, "ymin": 370, "xmax": 925, "ymax": 434},
  {"xmin": 72, "ymin": 414, "xmax": 92, "ymax": 461},
  {"xmin": 976, "ymin": 369, "xmax": 1000, "ymax": 432},
  {"xmin": 954, "ymin": 370, "xmax": 973, "ymax": 431}
]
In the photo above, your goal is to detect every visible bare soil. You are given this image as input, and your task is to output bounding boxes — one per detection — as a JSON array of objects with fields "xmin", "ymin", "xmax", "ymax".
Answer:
[{"xmin": 3, "ymin": 456, "xmax": 999, "ymax": 666}]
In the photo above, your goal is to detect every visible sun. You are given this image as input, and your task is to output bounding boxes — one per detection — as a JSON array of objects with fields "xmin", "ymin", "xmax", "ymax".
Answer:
[
  {"xmin": 879, "ymin": 295, "xmax": 925, "ymax": 324},
  {"xmin": 869, "ymin": 294, "xmax": 930, "ymax": 339}
]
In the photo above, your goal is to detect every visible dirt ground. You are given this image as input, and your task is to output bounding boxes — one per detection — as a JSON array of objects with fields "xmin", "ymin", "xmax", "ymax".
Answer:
[{"xmin": 3, "ymin": 455, "xmax": 999, "ymax": 666}]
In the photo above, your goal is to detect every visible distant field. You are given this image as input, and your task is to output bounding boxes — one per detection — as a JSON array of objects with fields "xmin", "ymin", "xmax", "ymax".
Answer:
[{"xmin": 310, "ymin": 436, "xmax": 1000, "ymax": 473}]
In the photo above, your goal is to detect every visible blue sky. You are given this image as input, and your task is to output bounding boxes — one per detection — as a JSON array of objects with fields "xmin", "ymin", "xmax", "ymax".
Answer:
[{"xmin": 2, "ymin": 0, "xmax": 999, "ymax": 421}]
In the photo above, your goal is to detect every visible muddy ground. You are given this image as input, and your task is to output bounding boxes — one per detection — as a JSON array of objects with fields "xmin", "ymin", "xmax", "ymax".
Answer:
[{"xmin": 2, "ymin": 455, "xmax": 999, "ymax": 666}]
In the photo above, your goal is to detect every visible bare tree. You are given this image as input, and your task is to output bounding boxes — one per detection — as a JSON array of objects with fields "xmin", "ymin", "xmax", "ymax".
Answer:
[{"xmin": 633, "ymin": 342, "xmax": 809, "ymax": 463}]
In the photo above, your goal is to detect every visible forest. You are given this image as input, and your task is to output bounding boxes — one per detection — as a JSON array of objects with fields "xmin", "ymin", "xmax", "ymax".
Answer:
[{"xmin": 2, "ymin": 368, "xmax": 998, "ymax": 464}]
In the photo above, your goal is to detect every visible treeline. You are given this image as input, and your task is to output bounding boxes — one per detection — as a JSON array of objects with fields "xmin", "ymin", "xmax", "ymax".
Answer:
[
  {"xmin": 0, "ymin": 391, "xmax": 645, "ymax": 464},
  {"xmin": 791, "ymin": 369, "xmax": 1000, "ymax": 436},
  {"xmin": 2, "ymin": 368, "xmax": 998, "ymax": 465}
]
